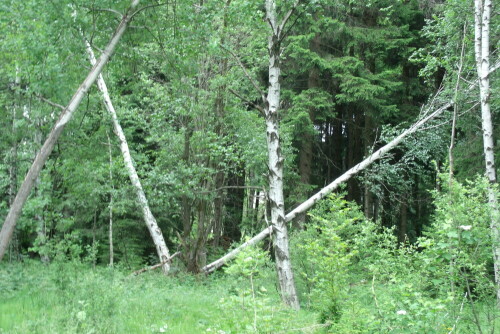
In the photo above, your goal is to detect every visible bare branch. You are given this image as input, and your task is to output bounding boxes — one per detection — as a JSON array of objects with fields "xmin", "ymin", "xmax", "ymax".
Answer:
[
  {"xmin": 229, "ymin": 88, "xmax": 264, "ymax": 115},
  {"xmin": 130, "ymin": 2, "xmax": 169, "ymax": 20},
  {"xmin": 278, "ymin": 0, "xmax": 301, "ymax": 37},
  {"xmin": 34, "ymin": 94, "xmax": 65, "ymax": 110},
  {"xmin": 83, "ymin": 6, "xmax": 123, "ymax": 18},
  {"xmin": 221, "ymin": 45, "xmax": 266, "ymax": 101}
]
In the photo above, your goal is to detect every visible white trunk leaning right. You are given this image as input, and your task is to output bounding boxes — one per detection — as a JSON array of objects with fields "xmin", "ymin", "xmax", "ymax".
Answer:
[
  {"xmin": 86, "ymin": 41, "xmax": 171, "ymax": 274},
  {"xmin": 202, "ymin": 91, "xmax": 470, "ymax": 274},
  {"xmin": 474, "ymin": 0, "xmax": 500, "ymax": 305},
  {"xmin": 0, "ymin": 0, "xmax": 141, "ymax": 261}
]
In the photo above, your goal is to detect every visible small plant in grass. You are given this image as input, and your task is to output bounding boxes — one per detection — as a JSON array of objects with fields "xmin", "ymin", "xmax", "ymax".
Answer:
[{"xmin": 225, "ymin": 243, "xmax": 269, "ymax": 332}]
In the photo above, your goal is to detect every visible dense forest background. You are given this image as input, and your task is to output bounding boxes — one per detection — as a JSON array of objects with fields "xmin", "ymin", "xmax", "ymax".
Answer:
[{"xmin": 1, "ymin": 0, "xmax": 500, "ymax": 332}]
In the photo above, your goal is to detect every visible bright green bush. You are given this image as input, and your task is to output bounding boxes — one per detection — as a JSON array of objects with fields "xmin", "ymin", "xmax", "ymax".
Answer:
[{"xmin": 292, "ymin": 180, "xmax": 499, "ymax": 333}]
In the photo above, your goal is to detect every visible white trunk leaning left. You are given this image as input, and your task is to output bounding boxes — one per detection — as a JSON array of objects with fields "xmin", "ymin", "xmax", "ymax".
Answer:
[
  {"xmin": 86, "ymin": 41, "xmax": 171, "ymax": 274},
  {"xmin": 264, "ymin": 0, "xmax": 300, "ymax": 310},
  {"xmin": 0, "ymin": 0, "xmax": 141, "ymax": 261},
  {"xmin": 474, "ymin": 0, "xmax": 500, "ymax": 305}
]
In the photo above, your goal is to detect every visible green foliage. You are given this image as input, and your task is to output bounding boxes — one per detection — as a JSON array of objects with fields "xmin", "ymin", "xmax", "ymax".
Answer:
[
  {"xmin": 417, "ymin": 175, "xmax": 494, "ymax": 299},
  {"xmin": 291, "ymin": 184, "xmax": 499, "ymax": 333}
]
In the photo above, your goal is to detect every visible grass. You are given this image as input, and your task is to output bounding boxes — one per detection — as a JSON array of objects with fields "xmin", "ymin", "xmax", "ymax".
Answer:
[
  {"xmin": 2, "ymin": 260, "xmax": 499, "ymax": 333},
  {"xmin": 0, "ymin": 261, "xmax": 318, "ymax": 334}
]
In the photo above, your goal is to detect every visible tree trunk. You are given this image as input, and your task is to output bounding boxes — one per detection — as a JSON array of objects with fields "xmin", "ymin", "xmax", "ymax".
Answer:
[
  {"xmin": 86, "ymin": 40, "xmax": 171, "ymax": 274},
  {"xmin": 0, "ymin": 0, "xmax": 141, "ymax": 261},
  {"xmin": 107, "ymin": 132, "xmax": 114, "ymax": 267},
  {"xmin": 34, "ymin": 117, "xmax": 50, "ymax": 263},
  {"xmin": 261, "ymin": 0, "xmax": 300, "ymax": 309},
  {"xmin": 399, "ymin": 196, "xmax": 408, "ymax": 244},
  {"xmin": 474, "ymin": 0, "xmax": 500, "ymax": 304},
  {"xmin": 364, "ymin": 114, "xmax": 375, "ymax": 219},
  {"xmin": 7, "ymin": 72, "xmax": 20, "ymax": 261},
  {"xmin": 254, "ymin": 0, "xmax": 300, "ymax": 309}
]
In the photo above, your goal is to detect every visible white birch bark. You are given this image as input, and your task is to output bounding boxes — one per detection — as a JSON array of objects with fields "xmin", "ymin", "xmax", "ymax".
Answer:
[
  {"xmin": 474, "ymin": 0, "xmax": 500, "ymax": 304},
  {"xmin": 86, "ymin": 41, "xmax": 171, "ymax": 274},
  {"xmin": 0, "ymin": 0, "xmax": 141, "ymax": 261},
  {"xmin": 263, "ymin": 0, "xmax": 300, "ymax": 309}
]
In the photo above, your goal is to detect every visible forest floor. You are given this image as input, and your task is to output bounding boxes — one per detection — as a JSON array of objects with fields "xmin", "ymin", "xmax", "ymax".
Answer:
[{"xmin": 0, "ymin": 261, "xmax": 319, "ymax": 334}]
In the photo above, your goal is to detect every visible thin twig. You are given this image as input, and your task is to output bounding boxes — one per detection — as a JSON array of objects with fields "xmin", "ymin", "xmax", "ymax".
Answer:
[
  {"xmin": 221, "ymin": 44, "xmax": 266, "ymax": 99},
  {"xmin": 34, "ymin": 94, "xmax": 65, "ymax": 110},
  {"xmin": 83, "ymin": 6, "xmax": 123, "ymax": 18},
  {"xmin": 278, "ymin": 0, "xmax": 301, "ymax": 37},
  {"xmin": 371, "ymin": 275, "xmax": 383, "ymax": 319},
  {"xmin": 228, "ymin": 88, "xmax": 264, "ymax": 115},
  {"xmin": 447, "ymin": 292, "xmax": 468, "ymax": 334},
  {"xmin": 130, "ymin": 2, "xmax": 169, "ymax": 20}
]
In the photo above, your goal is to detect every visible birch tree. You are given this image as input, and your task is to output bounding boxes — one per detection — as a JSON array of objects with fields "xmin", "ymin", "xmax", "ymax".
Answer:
[
  {"xmin": 0, "ymin": 0, "xmax": 141, "ymax": 261},
  {"xmin": 262, "ymin": 0, "xmax": 301, "ymax": 309},
  {"xmin": 85, "ymin": 41, "xmax": 172, "ymax": 274},
  {"xmin": 474, "ymin": 0, "xmax": 500, "ymax": 304}
]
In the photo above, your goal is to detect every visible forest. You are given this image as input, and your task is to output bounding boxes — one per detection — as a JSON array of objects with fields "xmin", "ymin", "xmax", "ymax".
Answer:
[{"xmin": 1, "ymin": 0, "xmax": 499, "ymax": 332}]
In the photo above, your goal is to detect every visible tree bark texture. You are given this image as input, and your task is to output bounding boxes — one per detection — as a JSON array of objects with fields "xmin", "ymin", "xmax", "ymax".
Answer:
[
  {"xmin": 474, "ymin": 0, "xmax": 500, "ymax": 304},
  {"xmin": 86, "ymin": 40, "xmax": 171, "ymax": 274},
  {"xmin": 0, "ymin": 0, "xmax": 141, "ymax": 261},
  {"xmin": 263, "ymin": 0, "xmax": 300, "ymax": 310}
]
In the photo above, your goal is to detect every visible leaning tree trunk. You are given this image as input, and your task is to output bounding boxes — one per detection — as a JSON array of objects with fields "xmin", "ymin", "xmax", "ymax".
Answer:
[
  {"xmin": 206, "ymin": 72, "xmax": 500, "ymax": 273},
  {"xmin": 474, "ymin": 0, "xmax": 500, "ymax": 304},
  {"xmin": 0, "ymin": 0, "xmax": 141, "ymax": 261},
  {"xmin": 202, "ymin": 83, "xmax": 482, "ymax": 274},
  {"xmin": 263, "ymin": 0, "xmax": 300, "ymax": 310},
  {"xmin": 86, "ymin": 41, "xmax": 171, "ymax": 274}
]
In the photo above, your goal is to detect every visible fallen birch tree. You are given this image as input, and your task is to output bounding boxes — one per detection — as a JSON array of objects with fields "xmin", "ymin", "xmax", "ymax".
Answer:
[
  {"xmin": 0, "ymin": 0, "xmax": 142, "ymax": 261},
  {"xmin": 202, "ymin": 61, "xmax": 500, "ymax": 274},
  {"xmin": 85, "ymin": 41, "xmax": 172, "ymax": 274}
]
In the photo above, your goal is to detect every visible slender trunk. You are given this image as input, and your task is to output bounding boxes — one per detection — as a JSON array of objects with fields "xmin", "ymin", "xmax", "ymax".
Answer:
[
  {"xmin": 474, "ymin": 0, "xmax": 500, "ymax": 304},
  {"xmin": 7, "ymin": 72, "xmax": 20, "ymax": 261},
  {"xmin": 261, "ymin": 0, "xmax": 299, "ymax": 309},
  {"xmin": 34, "ymin": 118, "xmax": 50, "ymax": 263},
  {"xmin": 364, "ymin": 114, "xmax": 375, "ymax": 219},
  {"xmin": 107, "ymin": 132, "xmax": 114, "ymax": 267},
  {"xmin": 449, "ymin": 23, "xmax": 467, "ymax": 180},
  {"xmin": 85, "ymin": 40, "xmax": 171, "ymax": 273},
  {"xmin": 0, "ymin": 0, "xmax": 141, "ymax": 261},
  {"xmin": 399, "ymin": 196, "xmax": 408, "ymax": 244},
  {"xmin": 296, "ymin": 63, "xmax": 320, "ymax": 228}
]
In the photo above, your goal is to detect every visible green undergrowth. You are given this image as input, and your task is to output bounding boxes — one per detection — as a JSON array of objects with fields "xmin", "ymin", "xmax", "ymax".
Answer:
[{"xmin": 0, "ymin": 261, "xmax": 317, "ymax": 334}]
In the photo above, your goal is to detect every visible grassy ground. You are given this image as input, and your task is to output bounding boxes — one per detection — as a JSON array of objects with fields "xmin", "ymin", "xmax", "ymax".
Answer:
[
  {"xmin": 0, "ymin": 261, "xmax": 319, "ymax": 334},
  {"xmin": 2, "ymin": 261, "xmax": 499, "ymax": 333}
]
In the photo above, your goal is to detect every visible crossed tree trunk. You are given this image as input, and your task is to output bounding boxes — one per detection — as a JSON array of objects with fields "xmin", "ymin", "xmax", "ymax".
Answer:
[{"xmin": 0, "ymin": 0, "xmax": 142, "ymax": 261}]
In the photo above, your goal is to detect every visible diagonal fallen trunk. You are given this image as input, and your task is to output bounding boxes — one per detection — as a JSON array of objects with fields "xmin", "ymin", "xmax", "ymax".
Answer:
[
  {"xmin": 85, "ymin": 40, "xmax": 172, "ymax": 274},
  {"xmin": 0, "ymin": 0, "xmax": 141, "ymax": 261},
  {"xmin": 202, "ymin": 59, "xmax": 500, "ymax": 275},
  {"xmin": 202, "ymin": 94, "xmax": 462, "ymax": 274}
]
